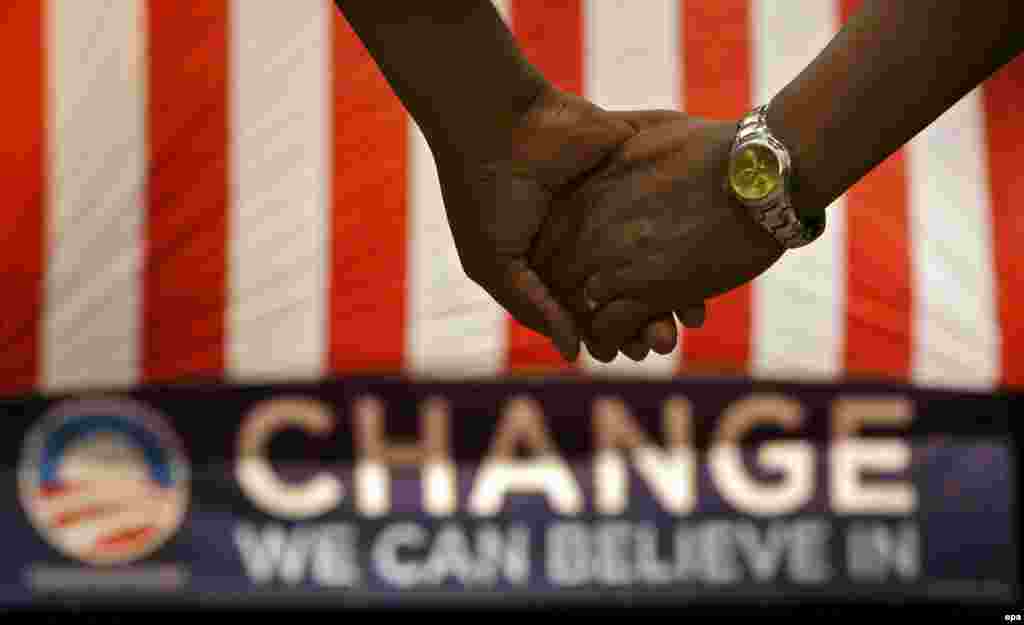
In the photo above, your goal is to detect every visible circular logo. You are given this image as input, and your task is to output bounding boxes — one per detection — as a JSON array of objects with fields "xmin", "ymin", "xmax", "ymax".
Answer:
[{"xmin": 18, "ymin": 398, "xmax": 190, "ymax": 566}]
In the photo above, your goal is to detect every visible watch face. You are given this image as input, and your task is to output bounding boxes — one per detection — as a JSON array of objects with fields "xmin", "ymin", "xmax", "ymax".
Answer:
[{"xmin": 729, "ymin": 143, "xmax": 781, "ymax": 201}]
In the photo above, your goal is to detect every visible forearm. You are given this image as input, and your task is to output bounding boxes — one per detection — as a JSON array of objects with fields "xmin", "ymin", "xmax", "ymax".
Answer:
[
  {"xmin": 767, "ymin": 0, "xmax": 1022, "ymax": 217},
  {"xmin": 334, "ymin": 1, "xmax": 547, "ymax": 158}
]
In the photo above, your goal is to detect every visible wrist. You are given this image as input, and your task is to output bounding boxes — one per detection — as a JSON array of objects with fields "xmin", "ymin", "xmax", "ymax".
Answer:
[
  {"xmin": 426, "ymin": 73, "xmax": 550, "ymax": 164},
  {"xmin": 764, "ymin": 96, "xmax": 833, "ymax": 221},
  {"xmin": 342, "ymin": 1, "xmax": 551, "ymax": 162},
  {"xmin": 726, "ymin": 105, "xmax": 826, "ymax": 249}
]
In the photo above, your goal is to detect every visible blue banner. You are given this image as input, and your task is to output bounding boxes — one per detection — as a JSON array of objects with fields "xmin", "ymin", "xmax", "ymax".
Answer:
[{"xmin": 0, "ymin": 378, "xmax": 1016, "ymax": 606}]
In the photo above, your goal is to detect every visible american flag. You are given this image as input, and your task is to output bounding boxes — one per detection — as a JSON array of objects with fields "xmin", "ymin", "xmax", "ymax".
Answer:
[{"xmin": 1, "ymin": 0, "xmax": 1022, "ymax": 397}]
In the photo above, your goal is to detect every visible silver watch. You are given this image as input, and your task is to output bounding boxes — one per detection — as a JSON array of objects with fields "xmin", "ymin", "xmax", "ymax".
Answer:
[{"xmin": 726, "ymin": 105, "xmax": 825, "ymax": 249}]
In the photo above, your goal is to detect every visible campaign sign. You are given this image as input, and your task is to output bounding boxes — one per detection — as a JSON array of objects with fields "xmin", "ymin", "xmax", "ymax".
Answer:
[{"xmin": 0, "ymin": 377, "xmax": 1016, "ymax": 606}]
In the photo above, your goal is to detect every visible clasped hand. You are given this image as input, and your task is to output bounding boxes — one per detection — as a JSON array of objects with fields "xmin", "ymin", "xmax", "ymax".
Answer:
[{"xmin": 435, "ymin": 87, "xmax": 784, "ymax": 363}]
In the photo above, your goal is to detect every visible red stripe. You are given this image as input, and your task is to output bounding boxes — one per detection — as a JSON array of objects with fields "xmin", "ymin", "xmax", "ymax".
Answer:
[
  {"xmin": 95, "ymin": 526, "xmax": 156, "ymax": 549},
  {"xmin": 839, "ymin": 0, "xmax": 912, "ymax": 381},
  {"xmin": 40, "ymin": 483, "xmax": 77, "ymax": 498},
  {"xmin": 511, "ymin": 1, "xmax": 583, "ymax": 96},
  {"xmin": 842, "ymin": 152, "xmax": 913, "ymax": 380},
  {"xmin": 983, "ymin": 54, "xmax": 1024, "ymax": 389},
  {"xmin": 0, "ymin": 2, "xmax": 46, "ymax": 396},
  {"xmin": 328, "ymin": 12, "xmax": 408, "ymax": 373},
  {"xmin": 506, "ymin": 0, "xmax": 583, "ymax": 373},
  {"xmin": 680, "ymin": 0, "xmax": 752, "ymax": 375},
  {"xmin": 143, "ymin": 0, "xmax": 229, "ymax": 383}
]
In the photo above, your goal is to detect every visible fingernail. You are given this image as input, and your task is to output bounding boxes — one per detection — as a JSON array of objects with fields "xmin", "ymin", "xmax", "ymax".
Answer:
[
  {"xmin": 656, "ymin": 325, "xmax": 675, "ymax": 349},
  {"xmin": 645, "ymin": 324, "xmax": 674, "ymax": 354}
]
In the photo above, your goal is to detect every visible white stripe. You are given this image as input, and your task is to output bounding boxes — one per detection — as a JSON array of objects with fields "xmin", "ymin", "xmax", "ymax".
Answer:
[
  {"xmin": 405, "ymin": 125, "xmax": 505, "ymax": 377},
  {"xmin": 750, "ymin": 0, "xmax": 845, "ymax": 381},
  {"xmin": 44, "ymin": 0, "xmax": 145, "ymax": 393},
  {"xmin": 228, "ymin": 0, "xmax": 329, "ymax": 381},
  {"xmin": 585, "ymin": 0, "xmax": 681, "ymax": 112},
  {"xmin": 56, "ymin": 508, "xmax": 155, "ymax": 553},
  {"xmin": 37, "ymin": 481, "xmax": 153, "ymax": 518},
  {"xmin": 907, "ymin": 89, "xmax": 1000, "ymax": 390},
  {"xmin": 581, "ymin": 0, "xmax": 681, "ymax": 377}
]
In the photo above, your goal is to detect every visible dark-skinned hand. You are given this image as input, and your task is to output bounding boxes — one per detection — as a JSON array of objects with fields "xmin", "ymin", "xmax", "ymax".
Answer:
[
  {"xmin": 431, "ymin": 87, "xmax": 683, "ymax": 362},
  {"xmin": 530, "ymin": 110, "xmax": 785, "ymax": 360}
]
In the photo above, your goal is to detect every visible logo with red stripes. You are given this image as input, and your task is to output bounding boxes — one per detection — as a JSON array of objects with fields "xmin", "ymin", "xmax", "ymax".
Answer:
[{"xmin": 18, "ymin": 398, "xmax": 189, "ymax": 566}]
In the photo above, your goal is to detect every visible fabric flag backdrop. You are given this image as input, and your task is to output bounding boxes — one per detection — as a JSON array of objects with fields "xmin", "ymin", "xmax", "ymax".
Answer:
[{"xmin": 1, "ymin": 0, "xmax": 1022, "ymax": 398}]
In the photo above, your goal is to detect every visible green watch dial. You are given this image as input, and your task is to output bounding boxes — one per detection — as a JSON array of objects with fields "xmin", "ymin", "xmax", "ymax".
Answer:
[{"xmin": 729, "ymin": 143, "xmax": 781, "ymax": 201}]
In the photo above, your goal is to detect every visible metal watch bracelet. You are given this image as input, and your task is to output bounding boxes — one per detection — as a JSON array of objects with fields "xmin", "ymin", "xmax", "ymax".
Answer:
[{"xmin": 732, "ymin": 105, "xmax": 825, "ymax": 249}]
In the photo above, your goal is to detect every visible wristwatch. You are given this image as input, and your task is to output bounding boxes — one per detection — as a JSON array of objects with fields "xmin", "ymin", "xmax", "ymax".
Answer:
[{"xmin": 727, "ymin": 104, "xmax": 825, "ymax": 249}]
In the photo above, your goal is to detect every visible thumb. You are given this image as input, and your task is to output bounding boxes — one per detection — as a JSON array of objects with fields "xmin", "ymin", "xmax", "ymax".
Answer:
[
  {"xmin": 525, "ymin": 100, "xmax": 634, "ymax": 188},
  {"xmin": 550, "ymin": 116, "xmax": 633, "ymax": 188}
]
